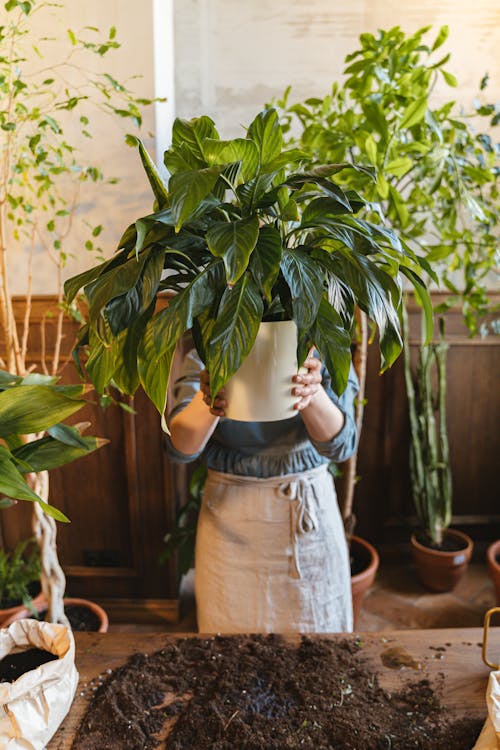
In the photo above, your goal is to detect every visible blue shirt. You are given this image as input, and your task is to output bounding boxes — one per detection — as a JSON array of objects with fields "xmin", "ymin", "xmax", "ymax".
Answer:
[{"xmin": 166, "ymin": 349, "xmax": 359, "ymax": 478}]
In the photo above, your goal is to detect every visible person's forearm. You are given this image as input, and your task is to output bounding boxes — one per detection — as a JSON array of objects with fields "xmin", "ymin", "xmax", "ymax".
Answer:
[
  {"xmin": 299, "ymin": 386, "xmax": 345, "ymax": 442},
  {"xmin": 169, "ymin": 391, "xmax": 219, "ymax": 455}
]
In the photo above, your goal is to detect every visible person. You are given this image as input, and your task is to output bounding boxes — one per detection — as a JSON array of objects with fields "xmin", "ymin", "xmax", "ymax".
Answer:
[{"xmin": 166, "ymin": 347, "xmax": 359, "ymax": 634}]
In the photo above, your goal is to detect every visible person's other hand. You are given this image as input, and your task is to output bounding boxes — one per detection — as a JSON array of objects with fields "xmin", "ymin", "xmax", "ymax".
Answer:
[
  {"xmin": 200, "ymin": 369, "xmax": 226, "ymax": 417},
  {"xmin": 292, "ymin": 354, "xmax": 322, "ymax": 411}
]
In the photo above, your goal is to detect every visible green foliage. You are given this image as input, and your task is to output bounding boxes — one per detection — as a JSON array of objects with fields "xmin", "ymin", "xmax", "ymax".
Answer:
[
  {"xmin": 275, "ymin": 25, "xmax": 499, "ymax": 542},
  {"xmin": 0, "ymin": 538, "xmax": 41, "ymax": 612},
  {"xmin": 67, "ymin": 108, "xmax": 433, "ymax": 420},
  {"xmin": 276, "ymin": 25, "xmax": 499, "ymax": 335},
  {"xmin": 0, "ymin": 371, "xmax": 107, "ymax": 521}
]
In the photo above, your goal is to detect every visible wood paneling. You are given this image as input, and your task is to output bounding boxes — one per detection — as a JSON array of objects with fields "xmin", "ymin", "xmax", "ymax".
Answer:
[{"xmin": 1, "ymin": 295, "xmax": 499, "ymax": 610}]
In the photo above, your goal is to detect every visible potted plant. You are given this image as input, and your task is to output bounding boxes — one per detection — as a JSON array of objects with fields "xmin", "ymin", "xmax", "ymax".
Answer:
[
  {"xmin": 486, "ymin": 541, "xmax": 500, "ymax": 605},
  {"xmin": 66, "ymin": 107, "xmax": 433, "ymax": 431},
  {"xmin": 0, "ymin": 538, "xmax": 44, "ymax": 625},
  {"xmin": 276, "ymin": 25, "xmax": 499, "ymax": 591}
]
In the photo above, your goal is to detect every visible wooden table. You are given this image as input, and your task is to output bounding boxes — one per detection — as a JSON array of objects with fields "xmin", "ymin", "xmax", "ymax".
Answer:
[{"xmin": 49, "ymin": 627, "xmax": 499, "ymax": 749}]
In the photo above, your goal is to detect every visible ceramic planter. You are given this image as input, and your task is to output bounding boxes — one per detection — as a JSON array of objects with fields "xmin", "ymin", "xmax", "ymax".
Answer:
[
  {"xmin": 224, "ymin": 320, "xmax": 302, "ymax": 422},
  {"xmin": 2, "ymin": 597, "xmax": 109, "ymax": 633},
  {"xmin": 410, "ymin": 528, "xmax": 473, "ymax": 592},
  {"xmin": 350, "ymin": 535, "xmax": 379, "ymax": 630},
  {"xmin": 486, "ymin": 540, "xmax": 500, "ymax": 605}
]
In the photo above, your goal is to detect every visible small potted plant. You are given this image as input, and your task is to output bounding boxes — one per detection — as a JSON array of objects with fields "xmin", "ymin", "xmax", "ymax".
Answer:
[
  {"xmin": 66, "ymin": 107, "xmax": 433, "ymax": 425},
  {"xmin": 0, "ymin": 538, "xmax": 44, "ymax": 625},
  {"xmin": 486, "ymin": 541, "xmax": 500, "ymax": 605}
]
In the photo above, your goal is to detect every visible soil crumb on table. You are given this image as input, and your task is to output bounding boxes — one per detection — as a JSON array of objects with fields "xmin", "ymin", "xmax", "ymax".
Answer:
[{"xmin": 72, "ymin": 634, "xmax": 482, "ymax": 750}]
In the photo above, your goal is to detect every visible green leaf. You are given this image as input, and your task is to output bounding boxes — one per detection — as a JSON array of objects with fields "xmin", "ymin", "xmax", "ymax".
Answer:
[
  {"xmin": 206, "ymin": 215, "xmax": 259, "ymax": 285},
  {"xmin": 236, "ymin": 172, "xmax": 278, "ymax": 210},
  {"xmin": 0, "ymin": 446, "xmax": 69, "ymax": 522},
  {"xmin": 301, "ymin": 196, "xmax": 354, "ymax": 229},
  {"xmin": 172, "ymin": 116, "xmax": 219, "ymax": 163},
  {"xmin": 364, "ymin": 134, "xmax": 378, "ymax": 165},
  {"xmin": 440, "ymin": 69, "xmax": 457, "ymax": 87},
  {"xmin": 0, "ymin": 385, "xmax": 87, "ymax": 437},
  {"xmin": 12, "ymin": 434, "xmax": 106, "ymax": 473},
  {"xmin": 47, "ymin": 423, "xmax": 88, "ymax": 449},
  {"xmin": 432, "ymin": 25, "xmax": 449, "ymax": 51},
  {"xmin": 398, "ymin": 97, "xmax": 428, "ymax": 130},
  {"xmin": 312, "ymin": 298, "xmax": 352, "ymax": 395},
  {"xmin": 207, "ymin": 275, "xmax": 263, "ymax": 398},
  {"xmin": 280, "ymin": 248, "xmax": 323, "ymax": 330},
  {"xmin": 384, "ymin": 157, "xmax": 413, "ymax": 178},
  {"xmin": 85, "ymin": 253, "xmax": 148, "ymax": 324},
  {"xmin": 249, "ymin": 226, "xmax": 283, "ymax": 301},
  {"xmin": 136, "ymin": 139, "xmax": 169, "ymax": 209},
  {"xmin": 203, "ymin": 138, "xmax": 260, "ymax": 181},
  {"xmin": 106, "ymin": 247, "xmax": 164, "ymax": 335},
  {"xmin": 169, "ymin": 167, "xmax": 220, "ymax": 231},
  {"xmin": 247, "ymin": 109, "xmax": 283, "ymax": 166},
  {"xmin": 64, "ymin": 255, "xmax": 119, "ymax": 304}
]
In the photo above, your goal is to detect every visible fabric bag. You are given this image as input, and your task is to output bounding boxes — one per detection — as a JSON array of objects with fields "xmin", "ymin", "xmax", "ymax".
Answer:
[
  {"xmin": 472, "ymin": 671, "xmax": 500, "ymax": 749},
  {"xmin": 0, "ymin": 619, "xmax": 78, "ymax": 750}
]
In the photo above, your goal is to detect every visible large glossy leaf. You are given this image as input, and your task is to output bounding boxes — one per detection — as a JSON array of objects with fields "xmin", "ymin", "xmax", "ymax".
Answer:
[
  {"xmin": 206, "ymin": 215, "xmax": 259, "ymax": 285},
  {"xmin": 0, "ymin": 446, "xmax": 69, "ymax": 522},
  {"xmin": 236, "ymin": 172, "xmax": 278, "ymax": 210},
  {"xmin": 85, "ymin": 253, "xmax": 148, "ymax": 323},
  {"xmin": 112, "ymin": 300, "xmax": 156, "ymax": 396},
  {"xmin": 64, "ymin": 254, "xmax": 120, "ymax": 305},
  {"xmin": 169, "ymin": 167, "xmax": 221, "ymax": 231},
  {"xmin": 249, "ymin": 225, "xmax": 282, "ymax": 301},
  {"xmin": 280, "ymin": 249, "xmax": 323, "ymax": 330},
  {"xmin": 106, "ymin": 247, "xmax": 164, "ymax": 335},
  {"xmin": 247, "ymin": 108, "xmax": 283, "ymax": 166},
  {"xmin": 136, "ymin": 138, "xmax": 169, "ymax": 209},
  {"xmin": 301, "ymin": 197, "xmax": 354, "ymax": 230},
  {"xmin": 285, "ymin": 174, "xmax": 353, "ymax": 211},
  {"xmin": 171, "ymin": 116, "xmax": 219, "ymax": 162},
  {"xmin": 207, "ymin": 275, "xmax": 264, "ymax": 398},
  {"xmin": 400, "ymin": 266, "xmax": 434, "ymax": 344},
  {"xmin": 85, "ymin": 322, "xmax": 124, "ymax": 394},
  {"xmin": 0, "ymin": 385, "xmax": 87, "ymax": 437},
  {"xmin": 312, "ymin": 298, "xmax": 352, "ymax": 395},
  {"xmin": 12, "ymin": 434, "xmax": 107, "ymax": 473},
  {"xmin": 47, "ymin": 423, "xmax": 88, "ymax": 449},
  {"xmin": 203, "ymin": 138, "xmax": 260, "ymax": 182},
  {"xmin": 137, "ymin": 264, "xmax": 221, "ymax": 415}
]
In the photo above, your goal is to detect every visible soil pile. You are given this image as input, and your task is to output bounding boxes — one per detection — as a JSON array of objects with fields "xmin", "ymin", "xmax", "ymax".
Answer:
[{"xmin": 72, "ymin": 634, "xmax": 482, "ymax": 750}]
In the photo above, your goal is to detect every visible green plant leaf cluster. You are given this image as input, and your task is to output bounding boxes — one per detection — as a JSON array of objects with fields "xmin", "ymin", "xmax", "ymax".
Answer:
[
  {"xmin": 67, "ymin": 108, "xmax": 433, "ymax": 419},
  {"xmin": 0, "ymin": 371, "xmax": 107, "ymax": 521},
  {"xmin": 275, "ymin": 25, "xmax": 499, "ymax": 336},
  {"xmin": 0, "ymin": 538, "xmax": 41, "ymax": 611}
]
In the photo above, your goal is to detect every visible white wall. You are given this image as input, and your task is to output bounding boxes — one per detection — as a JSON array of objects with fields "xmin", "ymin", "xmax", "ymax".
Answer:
[
  {"xmin": 11, "ymin": 0, "xmax": 500, "ymax": 293},
  {"xmin": 174, "ymin": 0, "xmax": 500, "ymax": 136}
]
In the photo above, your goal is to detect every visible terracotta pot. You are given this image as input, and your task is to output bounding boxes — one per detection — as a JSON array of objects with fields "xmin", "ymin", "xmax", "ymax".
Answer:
[
  {"xmin": 2, "ymin": 596, "xmax": 109, "ymax": 633},
  {"xmin": 0, "ymin": 584, "xmax": 47, "ymax": 628},
  {"xmin": 350, "ymin": 535, "xmax": 379, "ymax": 630},
  {"xmin": 486, "ymin": 540, "xmax": 500, "ymax": 605},
  {"xmin": 410, "ymin": 528, "xmax": 473, "ymax": 593},
  {"xmin": 224, "ymin": 320, "xmax": 303, "ymax": 422}
]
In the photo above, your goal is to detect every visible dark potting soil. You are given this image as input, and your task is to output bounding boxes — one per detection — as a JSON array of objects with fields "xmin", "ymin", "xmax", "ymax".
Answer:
[
  {"xmin": 0, "ymin": 647, "xmax": 58, "ymax": 683},
  {"xmin": 414, "ymin": 534, "xmax": 467, "ymax": 553},
  {"xmin": 72, "ymin": 635, "xmax": 483, "ymax": 750},
  {"xmin": 38, "ymin": 604, "xmax": 101, "ymax": 632}
]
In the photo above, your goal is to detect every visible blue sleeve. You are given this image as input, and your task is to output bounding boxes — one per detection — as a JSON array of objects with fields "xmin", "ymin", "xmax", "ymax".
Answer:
[
  {"xmin": 164, "ymin": 349, "xmax": 205, "ymax": 464},
  {"xmin": 308, "ymin": 361, "xmax": 359, "ymax": 463}
]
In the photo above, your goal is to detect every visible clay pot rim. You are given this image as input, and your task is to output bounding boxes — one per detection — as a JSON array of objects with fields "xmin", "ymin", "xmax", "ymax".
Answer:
[
  {"xmin": 0, "ymin": 589, "xmax": 47, "ymax": 624},
  {"xmin": 486, "ymin": 539, "xmax": 500, "ymax": 570},
  {"xmin": 410, "ymin": 528, "xmax": 473, "ymax": 560},
  {"xmin": 2, "ymin": 596, "xmax": 108, "ymax": 633},
  {"xmin": 350, "ymin": 535, "xmax": 380, "ymax": 584}
]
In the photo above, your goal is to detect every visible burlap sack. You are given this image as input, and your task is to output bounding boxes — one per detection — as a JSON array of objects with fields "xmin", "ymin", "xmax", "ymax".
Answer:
[
  {"xmin": 472, "ymin": 671, "xmax": 500, "ymax": 750},
  {"xmin": 0, "ymin": 619, "xmax": 78, "ymax": 750}
]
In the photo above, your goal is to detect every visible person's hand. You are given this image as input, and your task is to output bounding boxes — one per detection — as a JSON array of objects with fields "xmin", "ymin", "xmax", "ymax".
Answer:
[
  {"xmin": 200, "ymin": 369, "xmax": 226, "ymax": 417},
  {"xmin": 292, "ymin": 353, "xmax": 322, "ymax": 411}
]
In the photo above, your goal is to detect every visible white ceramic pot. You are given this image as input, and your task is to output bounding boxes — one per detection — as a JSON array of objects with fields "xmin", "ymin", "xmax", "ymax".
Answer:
[{"xmin": 224, "ymin": 319, "xmax": 302, "ymax": 422}]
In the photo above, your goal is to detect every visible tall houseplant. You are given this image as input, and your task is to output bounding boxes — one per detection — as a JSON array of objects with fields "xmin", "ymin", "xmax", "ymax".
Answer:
[
  {"xmin": 276, "ymin": 25, "xmax": 499, "ymax": 570},
  {"xmin": 66, "ymin": 107, "xmax": 433, "ymax": 425},
  {"xmin": 0, "ymin": 0, "xmax": 155, "ymax": 622}
]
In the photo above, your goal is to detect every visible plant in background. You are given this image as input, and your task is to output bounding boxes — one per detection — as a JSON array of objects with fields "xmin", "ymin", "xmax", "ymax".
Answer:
[
  {"xmin": 66, "ymin": 107, "xmax": 433, "ymax": 428},
  {"xmin": 275, "ymin": 25, "xmax": 499, "ymax": 547},
  {"xmin": 0, "ymin": 0, "xmax": 154, "ymax": 623},
  {"xmin": 0, "ymin": 539, "xmax": 40, "ymax": 614}
]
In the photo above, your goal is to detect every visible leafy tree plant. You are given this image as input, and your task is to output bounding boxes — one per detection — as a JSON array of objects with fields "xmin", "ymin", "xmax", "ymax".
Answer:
[
  {"xmin": 0, "ymin": 0, "xmax": 154, "ymax": 622},
  {"xmin": 275, "ymin": 25, "xmax": 499, "ymax": 546},
  {"xmin": 66, "ymin": 107, "xmax": 433, "ymax": 426},
  {"xmin": 0, "ymin": 538, "xmax": 40, "ymax": 614}
]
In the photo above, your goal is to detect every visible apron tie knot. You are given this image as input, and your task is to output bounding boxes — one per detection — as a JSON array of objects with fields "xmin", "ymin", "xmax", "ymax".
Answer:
[{"xmin": 277, "ymin": 477, "xmax": 319, "ymax": 579}]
